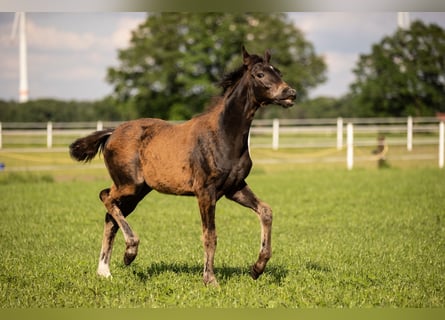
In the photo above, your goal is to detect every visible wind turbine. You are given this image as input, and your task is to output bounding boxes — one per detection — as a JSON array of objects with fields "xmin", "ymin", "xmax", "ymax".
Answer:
[{"xmin": 11, "ymin": 12, "xmax": 29, "ymax": 103}]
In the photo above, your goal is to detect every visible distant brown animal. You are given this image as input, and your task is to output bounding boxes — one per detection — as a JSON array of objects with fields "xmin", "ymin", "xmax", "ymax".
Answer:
[{"xmin": 69, "ymin": 46, "xmax": 296, "ymax": 285}]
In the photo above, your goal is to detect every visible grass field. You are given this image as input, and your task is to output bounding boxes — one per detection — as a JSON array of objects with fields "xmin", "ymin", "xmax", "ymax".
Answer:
[{"xmin": 0, "ymin": 159, "xmax": 444, "ymax": 307}]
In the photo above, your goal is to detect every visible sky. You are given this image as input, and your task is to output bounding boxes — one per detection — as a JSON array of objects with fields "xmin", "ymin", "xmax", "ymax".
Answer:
[{"xmin": 0, "ymin": 12, "xmax": 444, "ymax": 102}]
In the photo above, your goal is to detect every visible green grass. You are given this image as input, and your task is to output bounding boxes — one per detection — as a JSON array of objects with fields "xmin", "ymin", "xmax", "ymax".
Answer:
[{"xmin": 0, "ymin": 166, "xmax": 444, "ymax": 307}]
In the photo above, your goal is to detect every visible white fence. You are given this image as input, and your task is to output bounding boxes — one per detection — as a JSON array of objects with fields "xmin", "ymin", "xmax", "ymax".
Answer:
[
  {"xmin": 249, "ymin": 117, "xmax": 444, "ymax": 169},
  {"xmin": 0, "ymin": 117, "xmax": 444, "ymax": 168}
]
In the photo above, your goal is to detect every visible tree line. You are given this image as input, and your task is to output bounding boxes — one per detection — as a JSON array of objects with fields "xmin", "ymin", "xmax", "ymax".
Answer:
[
  {"xmin": 1, "ymin": 14, "xmax": 444, "ymax": 123},
  {"xmin": 0, "ymin": 98, "xmax": 122, "ymax": 122}
]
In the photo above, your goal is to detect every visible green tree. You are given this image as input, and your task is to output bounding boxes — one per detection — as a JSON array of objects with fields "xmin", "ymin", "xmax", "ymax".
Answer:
[
  {"xmin": 349, "ymin": 20, "xmax": 445, "ymax": 117},
  {"xmin": 0, "ymin": 98, "xmax": 125, "ymax": 122},
  {"xmin": 107, "ymin": 13, "xmax": 326, "ymax": 120}
]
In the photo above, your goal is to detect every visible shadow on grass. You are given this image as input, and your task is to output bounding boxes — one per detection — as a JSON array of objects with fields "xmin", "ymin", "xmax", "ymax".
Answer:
[
  {"xmin": 131, "ymin": 261, "xmax": 288, "ymax": 285},
  {"xmin": 305, "ymin": 260, "xmax": 331, "ymax": 273}
]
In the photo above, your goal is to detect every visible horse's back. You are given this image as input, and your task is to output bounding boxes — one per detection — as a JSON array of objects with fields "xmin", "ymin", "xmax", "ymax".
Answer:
[
  {"xmin": 107, "ymin": 118, "xmax": 170, "ymax": 145},
  {"xmin": 102, "ymin": 118, "xmax": 172, "ymax": 186},
  {"xmin": 103, "ymin": 118, "xmax": 196, "ymax": 194}
]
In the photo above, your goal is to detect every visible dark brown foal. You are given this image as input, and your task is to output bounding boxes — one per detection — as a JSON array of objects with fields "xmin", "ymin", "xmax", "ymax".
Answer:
[{"xmin": 70, "ymin": 46, "xmax": 296, "ymax": 285}]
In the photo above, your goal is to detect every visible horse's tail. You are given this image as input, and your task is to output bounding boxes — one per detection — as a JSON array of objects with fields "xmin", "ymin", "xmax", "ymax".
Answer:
[{"xmin": 69, "ymin": 128, "xmax": 114, "ymax": 163}]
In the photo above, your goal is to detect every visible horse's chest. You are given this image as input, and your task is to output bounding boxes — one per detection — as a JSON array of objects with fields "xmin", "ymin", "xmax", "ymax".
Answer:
[{"xmin": 217, "ymin": 155, "xmax": 252, "ymax": 188}]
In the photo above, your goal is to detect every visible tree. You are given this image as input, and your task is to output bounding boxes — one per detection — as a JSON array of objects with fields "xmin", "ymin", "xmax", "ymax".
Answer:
[
  {"xmin": 0, "ymin": 98, "xmax": 125, "ymax": 122},
  {"xmin": 107, "ymin": 13, "xmax": 326, "ymax": 120},
  {"xmin": 349, "ymin": 20, "xmax": 445, "ymax": 117}
]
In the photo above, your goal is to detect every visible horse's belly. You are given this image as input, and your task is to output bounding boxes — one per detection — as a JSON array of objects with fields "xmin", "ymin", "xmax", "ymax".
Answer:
[
  {"xmin": 141, "ymin": 149, "xmax": 195, "ymax": 196},
  {"xmin": 147, "ymin": 170, "xmax": 194, "ymax": 195}
]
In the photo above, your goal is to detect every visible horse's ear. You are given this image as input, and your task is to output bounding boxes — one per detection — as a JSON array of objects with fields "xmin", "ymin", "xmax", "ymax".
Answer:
[
  {"xmin": 264, "ymin": 49, "xmax": 271, "ymax": 63},
  {"xmin": 242, "ymin": 46, "xmax": 250, "ymax": 65}
]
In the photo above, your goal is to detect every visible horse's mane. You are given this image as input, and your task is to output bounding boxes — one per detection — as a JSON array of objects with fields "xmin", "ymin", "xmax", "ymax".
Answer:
[
  {"xmin": 218, "ymin": 66, "xmax": 245, "ymax": 94},
  {"xmin": 218, "ymin": 54, "xmax": 264, "ymax": 94},
  {"xmin": 201, "ymin": 53, "xmax": 265, "ymax": 113}
]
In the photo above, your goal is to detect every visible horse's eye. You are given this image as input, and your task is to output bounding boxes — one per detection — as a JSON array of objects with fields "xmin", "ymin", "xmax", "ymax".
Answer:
[{"xmin": 256, "ymin": 73, "xmax": 264, "ymax": 78}]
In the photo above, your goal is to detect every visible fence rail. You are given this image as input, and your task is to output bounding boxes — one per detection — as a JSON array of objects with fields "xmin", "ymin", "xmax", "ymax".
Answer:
[{"xmin": 0, "ymin": 117, "xmax": 444, "ymax": 168}]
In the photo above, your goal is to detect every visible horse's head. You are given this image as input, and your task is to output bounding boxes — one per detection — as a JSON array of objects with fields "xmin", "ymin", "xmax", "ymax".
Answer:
[{"xmin": 242, "ymin": 46, "xmax": 297, "ymax": 108}]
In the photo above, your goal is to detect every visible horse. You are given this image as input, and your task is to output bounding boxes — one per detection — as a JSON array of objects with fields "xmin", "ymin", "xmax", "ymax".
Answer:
[{"xmin": 69, "ymin": 46, "xmax": 296, "ymax": 286}]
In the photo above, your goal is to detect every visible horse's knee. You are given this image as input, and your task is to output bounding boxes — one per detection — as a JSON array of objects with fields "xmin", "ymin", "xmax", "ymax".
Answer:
[{"xmin": 259, "ymin": 202, "xmax": 273, "ymax": 226}]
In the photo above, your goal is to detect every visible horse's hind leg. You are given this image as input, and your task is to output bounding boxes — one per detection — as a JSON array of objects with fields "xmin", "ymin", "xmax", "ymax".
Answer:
[
  {"xmin": 97, "ymin": 213, "xmax": 119, "ymax": 277},
  {"xmin": 98, "ymin": 184, "xmax": 150, "ymax": 277},
  {"xmin": 97, "ymin": 189, "xmax": 119, "ymax": 278},
  {"xmin": 226, "ymin": 183, "xmax": 272, "ymax": 279}
]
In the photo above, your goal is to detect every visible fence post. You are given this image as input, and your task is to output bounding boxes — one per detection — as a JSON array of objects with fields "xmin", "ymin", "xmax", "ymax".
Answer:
[
  {"xmin": 272, "ymin": 118, "xmax": 279, "ymax": 150},
  {"xmin": 347, "ymin": 123, "xmax": 354, "ymax": 170},
  {"xmin": 47, "ymin": 121, "xmax": 53, "ymax": 148},
  {"xmin": 97, "ymin": 120, "xmax": 103, "ymax": 131},
  {"xmin": 439, "ymin": 121, "xmax": 444, "ymax": 169},
  {"xmin": 407, "ymin": 116, "xmax": 413, "ymax": 151},
  {"xmin": 0, "ymin": 122, "xmax": 2, "ymax": 149},
  {"xmin": 337, "ymin": 117, "xmax": 343, "ymax": 150}
]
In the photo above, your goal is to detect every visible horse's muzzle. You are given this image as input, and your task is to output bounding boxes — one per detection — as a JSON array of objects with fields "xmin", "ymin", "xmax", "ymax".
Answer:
[{"xmin": 275, "ymin": 87, "xmax": 297, "ymax": 108}]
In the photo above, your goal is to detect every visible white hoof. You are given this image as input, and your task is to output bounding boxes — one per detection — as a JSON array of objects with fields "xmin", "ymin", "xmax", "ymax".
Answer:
[{"xmin": 97, "ymin": 261, "xmax": 112, "ymax": 278}]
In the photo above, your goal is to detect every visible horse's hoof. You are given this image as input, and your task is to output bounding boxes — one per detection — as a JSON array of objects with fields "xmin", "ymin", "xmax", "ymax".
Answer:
[
  {"xmin": 250, "ymin": 265, "xmax": 262, "ymax": 280},
  {"xmin": 124, "ymin": 251, "xmax": 137, "ymax": 265},
  {"xmin": 97, "ymin": 271, "xmax": 112, "ymax": 278},
  {"xmin": 124, "ymin": 241, "xmax": 139, "ymax": 265},
  {"xmin": 98, "ymin": 272, "xmax": 113, "ymax": 279},
  {"xmin": 97, "ymin": 261, "xmax": 112, "ymax": 278},
  {"xmin": 203, "ymin": 274, "xmax": 219, "ymax": 287},
  {"xmin": 124, "ymin": 254, "xmax": 136, "ymax": 265},
  {"xmin": 204, "ymin": 278, "xmax": 219, "ymax": 287}
]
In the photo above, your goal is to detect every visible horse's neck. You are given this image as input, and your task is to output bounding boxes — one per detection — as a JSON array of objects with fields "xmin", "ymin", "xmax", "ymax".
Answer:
[{"xmin": 218, "ymin": 80, "xmax": 259, "ymax": 148}]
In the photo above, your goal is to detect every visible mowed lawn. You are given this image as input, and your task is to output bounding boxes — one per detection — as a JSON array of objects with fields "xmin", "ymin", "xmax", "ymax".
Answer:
[{"xmin": 0, "ymin": 166, "xmax": 444, "ymax": 307}]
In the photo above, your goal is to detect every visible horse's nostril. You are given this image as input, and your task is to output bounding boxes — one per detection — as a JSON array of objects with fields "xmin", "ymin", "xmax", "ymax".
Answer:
[{"xmin": 285, "ymin": 87, "xmax": 297, "ymax": 98}]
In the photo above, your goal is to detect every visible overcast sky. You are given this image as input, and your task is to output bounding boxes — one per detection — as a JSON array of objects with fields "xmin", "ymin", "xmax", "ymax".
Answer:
[{"xmin": 0, "ymin": 12, "xmax": 444, "ymax": 101}]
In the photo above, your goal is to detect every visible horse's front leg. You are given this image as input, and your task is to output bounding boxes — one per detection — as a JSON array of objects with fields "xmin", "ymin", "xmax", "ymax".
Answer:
[
  {"xmin": 226, "ymin": 183, "xmax": 272, "ymax": 279},
  {"xmin": 197, "ymin": 192, "xmax": 218, "ymax": 286}
]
